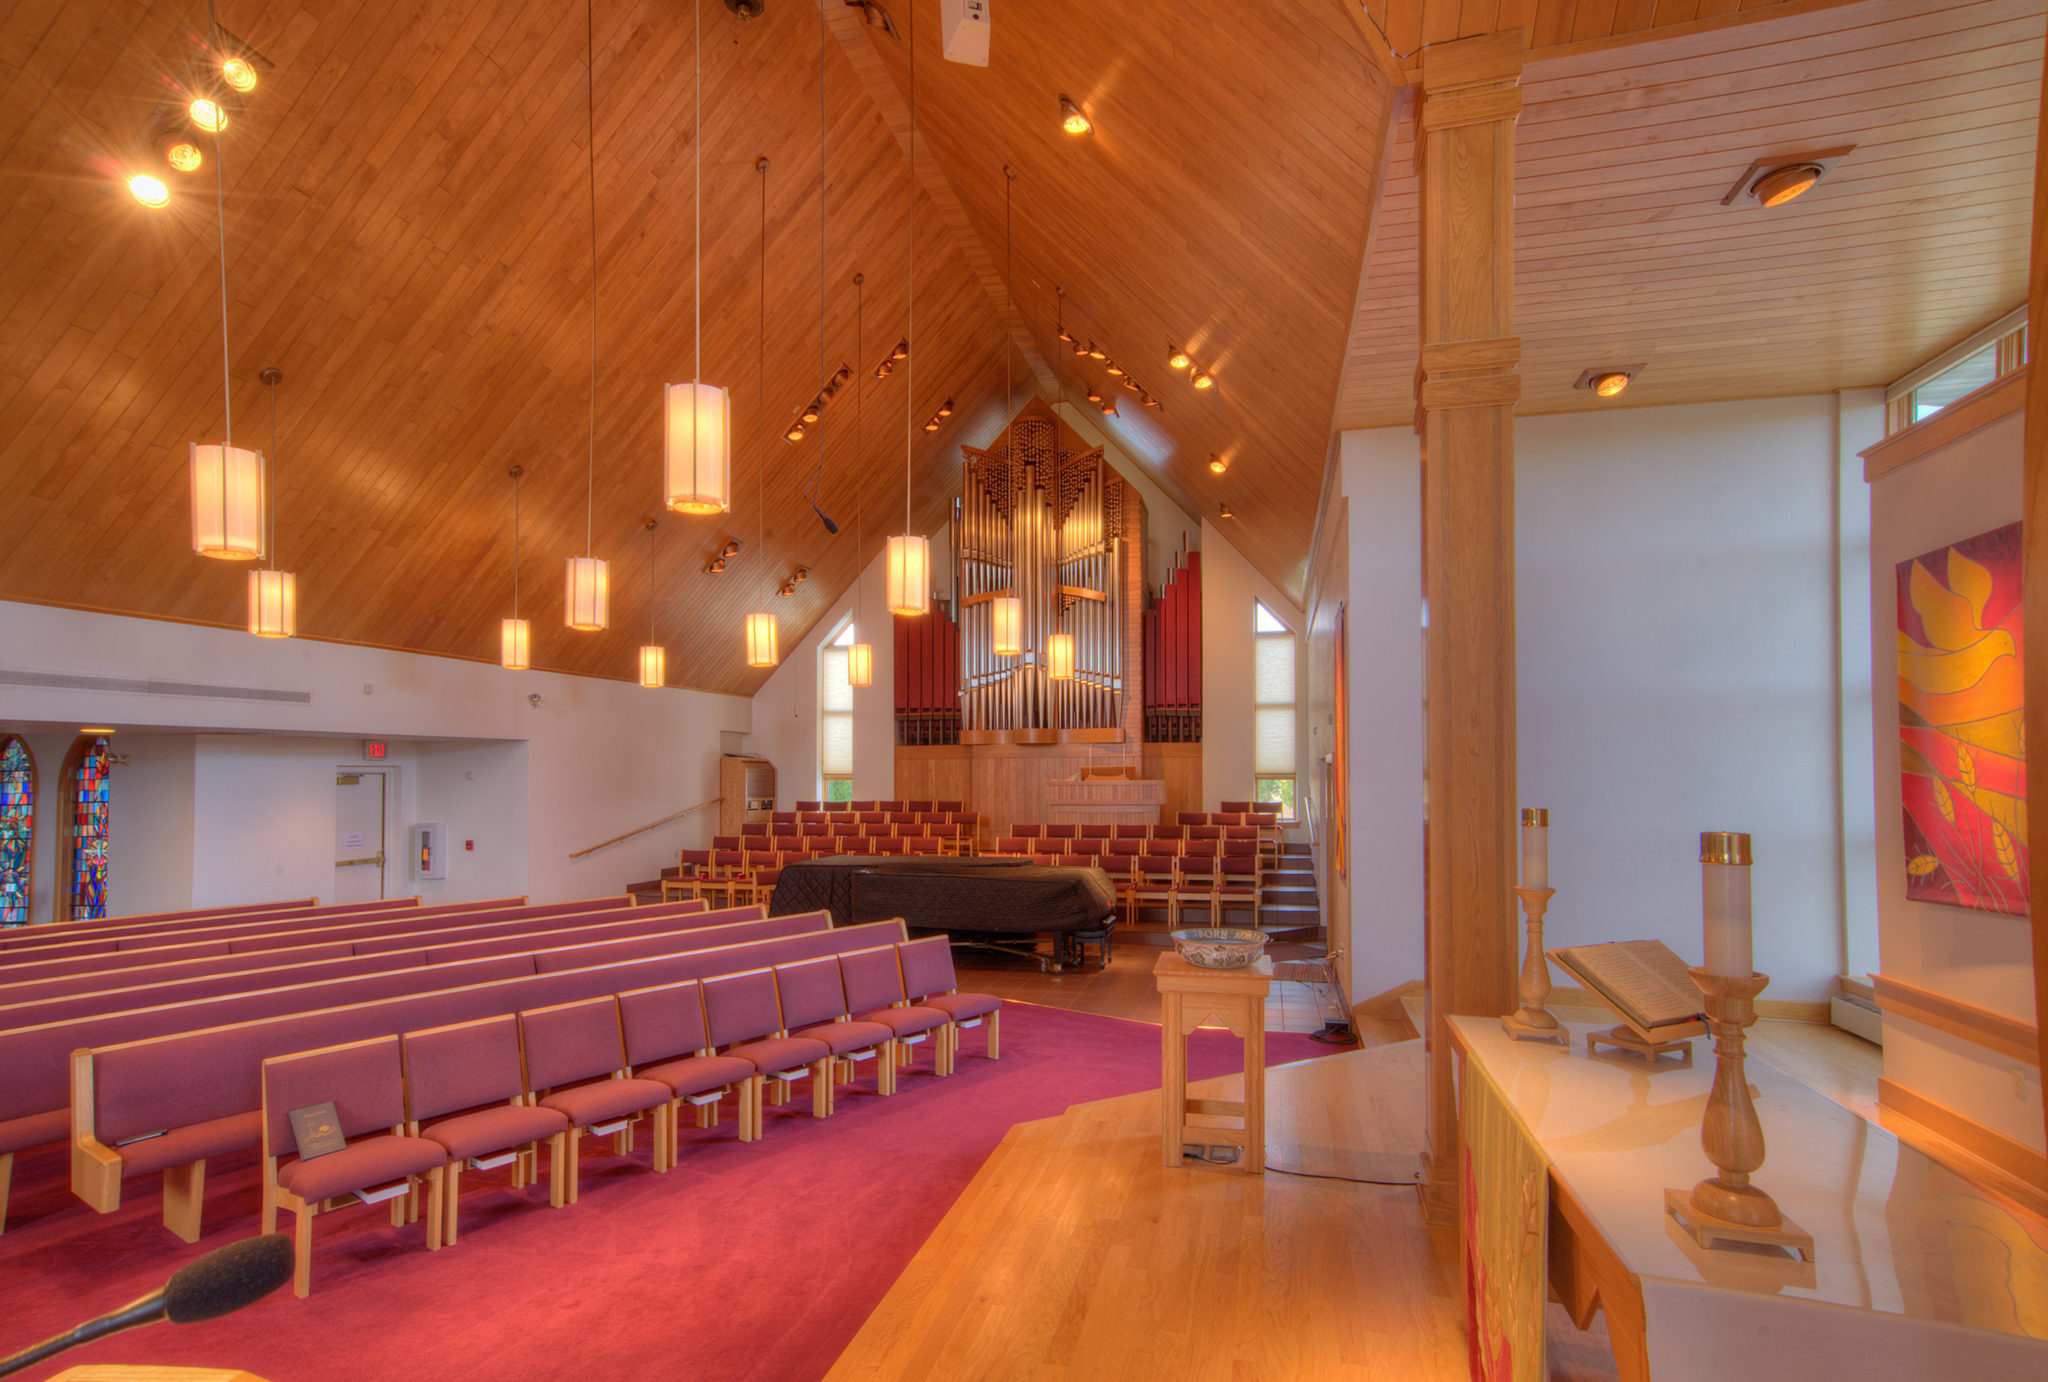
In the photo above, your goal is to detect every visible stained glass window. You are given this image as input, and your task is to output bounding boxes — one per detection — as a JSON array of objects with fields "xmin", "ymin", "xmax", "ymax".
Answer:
[
  {"xmin": 0, "ymin": 738, "xmax": 33, "ymax": 927},
  {"xmin": 66, "ymin": 737, "xmax": 111, "ymax": 921}
]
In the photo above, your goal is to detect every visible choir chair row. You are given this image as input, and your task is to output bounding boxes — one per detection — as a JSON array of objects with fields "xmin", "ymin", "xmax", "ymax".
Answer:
[
  {"xmin": 257, "ymin": 936, "xmax": 997, "ymax": 1297},
  {"xmin": 791, "ymin": 800, "xmax": 967, "ymax": 814},
  {"xmin": 732, "ymin": 818, "xmax": 975, "ymax": 853},
  {"xmin": 986, "ymin": 845, "xmax": 1263, "ymax": 928},
  {"xmin": 1003, "ymin": 821, "xmax": 1270, "ymax": 856}
]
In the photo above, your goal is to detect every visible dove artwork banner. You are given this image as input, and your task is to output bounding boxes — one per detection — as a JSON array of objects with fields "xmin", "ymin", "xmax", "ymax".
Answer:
[{"xmin": 1897, "ymin": 520, "xmax": 2027, "ymax": 915}]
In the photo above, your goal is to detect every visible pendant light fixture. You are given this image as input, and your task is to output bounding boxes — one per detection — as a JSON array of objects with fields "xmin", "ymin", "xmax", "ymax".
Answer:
[
  {"xmin": 664, "ymin": 0, "xmax": 731, "ymax": 516},
  {"xmin": 1047, "ymin": 632, "xmax": 1075, "ymax": 681},
  {"xmin": 848, "ymin": 271, "xmax": 874, "ymax": 688},
  {"xmin": 639, "ymin": 518, "xmax": 665, "ymax": 687},
  {"xmin": 744, "ymin": 155, "xmax": 779, "ymax": 669},
  {"xmin": 246, "ymin": 367, "xmax": 295, "ymax": 637},
  {"xmin": 885, "ymin": 0, "xmax": 930, "ymax": 618},
  {"xmin": 190, "ymin": 1, "xmax": 263, "ymax": 562},
  {"xmin": 502, "ymin": 466, "xmax": 530, "ymax": 670},
  {"xmin": 987, "ymin": 163, "xmax": 1018, "ymax": 660},
  {"xmin": 565, "ymin": 0, "xmax": 609, "ymax": 632}
]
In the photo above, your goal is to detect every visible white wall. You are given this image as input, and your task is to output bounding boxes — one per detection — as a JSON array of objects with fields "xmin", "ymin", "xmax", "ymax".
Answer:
[
  {"xmin": 107, "ymin": 735, "xmax": 195, "ymax": 915},
  {"xmin": 746, "ymin": 544, "xmax": 898, "ymax": 807},
  {"xmin": 1866, "ymin": 404, "xmax": 2040, "ymax": 1152},
  {"xmin": 1332, "ymin": 427, "xmax": 1428, "ymax": 1000},
  {"xmin": 1200, "ymin": 517, "xmax": 1308, "ymax": 817},
  {"xmin": 1837, "ymin": 390, "xmax": 1885, "ymax": 979},
  {"xmin": 0, "ymin": 599, "xmax": 750, "ymax": 914},
  {"xmin": 1517, "ymin": 397, "xmax": 1845, "ymax": 1002}
]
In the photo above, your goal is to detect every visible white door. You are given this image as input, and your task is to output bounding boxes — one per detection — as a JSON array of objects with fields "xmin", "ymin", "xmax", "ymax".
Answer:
[{"xmin": 333, "ymin": 770, "xmax": 387, "ymax": 903}]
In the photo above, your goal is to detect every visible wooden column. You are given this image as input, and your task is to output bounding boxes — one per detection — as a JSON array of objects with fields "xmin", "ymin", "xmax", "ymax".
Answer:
[
  {"xmin": 2019, "ymin": 27, "xmax": 2048, "ymax": 1149},
  {"xmin": 1416, "ymin": 30, "xmax": 1524, "ymax": 1221}
]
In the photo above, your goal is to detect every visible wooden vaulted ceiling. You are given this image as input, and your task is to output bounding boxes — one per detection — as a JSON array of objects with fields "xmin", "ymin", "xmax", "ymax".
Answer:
[
  {"xmin": 0, "ymin": 0, "xmax": 2040, "ymax": 698},
  {"xmin": 0, "ymin": 0, "xmax": 1395, "ymax": 695}
]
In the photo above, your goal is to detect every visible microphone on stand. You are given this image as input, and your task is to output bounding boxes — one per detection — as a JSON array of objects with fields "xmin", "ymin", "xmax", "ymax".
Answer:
[{"xmin": 0, "ymin": 1233, "xmax": 293, "ymax": 1378}]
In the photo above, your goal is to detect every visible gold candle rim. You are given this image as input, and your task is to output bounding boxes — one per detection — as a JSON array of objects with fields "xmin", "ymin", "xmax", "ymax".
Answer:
[
  {"xmin": 1521, "ymin": 808, "xmax": 1549, "ymax": 827},
  {"xmin": 1700, "ymin": 831, "xmax": 1753, "ymax": 866}
]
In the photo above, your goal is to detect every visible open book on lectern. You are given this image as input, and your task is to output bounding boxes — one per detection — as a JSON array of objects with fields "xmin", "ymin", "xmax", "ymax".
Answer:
[{"xmin": 1547, "ymin": 939, "xmax": 1707, "ymax": 1042}]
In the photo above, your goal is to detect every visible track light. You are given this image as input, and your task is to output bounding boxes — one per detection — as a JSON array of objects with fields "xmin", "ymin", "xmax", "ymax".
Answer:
[
  {"xmin": 1072, "ymin": 339, "xmax": 1089, "ymax": 357},
  {"xmin": 708, "ymin": 557, "xmax": 727, "ymax": 573},
  {"xmin": 1059, "ymin": 95, "xmax": 1092, "ymax": 136},
  {"xmin": 1087, "ymin": 342, "xmax": 1106, "ymax": 360},
  {"xmin": 1209, "ymin": 455, "xmax": 1226, "ymax": 474},
  {"xmin": 801, "ymin": 399, "xmax": 822, "ymax": 423},
  {"xmin": 1219, "ymin": 501, "xmax": 1233, "ymax": 519},
  {"xmin": 1098, "ymin": 400, "xmax": 1116, "ymax": 416},
  {"xmin": 1140, "ymin": 393, "xmax": 1159, "ymax": 409},
  {"xmin": 1167, "ymin": 344, "xmax": 1190, "ymax": 370},
  {"xmin": 1105, "ymin": 360, "xmax": 1124, "ymax": 377},
  {"xmin": 1085, "ymin": 388, "xmax": 1102, "ymax": 404},
  {"xmin": 786, "ymin": 424, "xmax": 806, "ymax": 442},
  {"xmin": 1191, "ymin": 370, "xmax": 1214, "ymax": 390},
  {"xmin": 891, "ymin": 340, "xmax": 909, "ymax": 361},
  {"xmin": 937, "ymin": 399, "xmax": 953, "ymax": 418},
  {"xmin": 923, "ymin": 417, "xmax": 940, "ymax": 432},
  {"xmin": 722, "ymin": 539, "xmax": 742, "ymax": 556}
]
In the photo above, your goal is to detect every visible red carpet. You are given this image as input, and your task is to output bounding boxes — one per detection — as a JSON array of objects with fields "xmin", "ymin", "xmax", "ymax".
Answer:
[{"xmin": 0, "ymin": 1003, "xmax": 1346, "ymax": 1382}]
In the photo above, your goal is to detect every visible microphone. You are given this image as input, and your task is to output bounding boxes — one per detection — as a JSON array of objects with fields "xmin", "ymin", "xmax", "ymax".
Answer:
[
  {"xmin": 811, "ymin": 502, "xmax": 839, "ymax": 534},
  {"xmin": 0, "ymin": 1233, "xmax": 293, "ymax": 1378}
]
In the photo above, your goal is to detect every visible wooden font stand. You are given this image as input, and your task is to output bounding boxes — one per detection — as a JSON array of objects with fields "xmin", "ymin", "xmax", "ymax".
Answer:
[
  {"xmin": 1664, "ymin": 968, "xmax": 1815, "ymax": 1260},
  {"xmin": 1155, "ymin": 951, "xmax": 1270, "ymax": 1173},
  {"xmin": 1500, "ymin": 886, "xmax": 1567, "ymax": 1043}
]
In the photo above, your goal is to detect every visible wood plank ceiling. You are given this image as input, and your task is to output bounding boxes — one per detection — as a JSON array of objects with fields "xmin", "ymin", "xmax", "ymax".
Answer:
[
  {"xmin": 1340, "ymin": 0, "xmax": 2046, "ymax": 428},
  {"xmin": 0, "ymin": 0, "xmax": 1395, "ymax": 694}
]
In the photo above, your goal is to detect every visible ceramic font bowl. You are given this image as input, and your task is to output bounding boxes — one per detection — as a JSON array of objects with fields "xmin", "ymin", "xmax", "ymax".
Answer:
[{"xmin": 1170, "ymin": 927, "xmax": 1267, "ymax": 969}]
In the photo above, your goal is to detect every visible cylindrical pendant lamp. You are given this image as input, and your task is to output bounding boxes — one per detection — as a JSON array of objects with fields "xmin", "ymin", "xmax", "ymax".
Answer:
[
  {"xmin": 992, "ymin": 596, "xmax": 1023, "ymax": 657},
  {"xmin": 886, "ymin": 534, "xmax": 929, "ymax": 616},
  {"xmin": 639, "ymin": 644, "xmax": 666, "ymax": 688},
  {"xmin": 565, "ymin": 556, "xmax": 609, "ymax": 631},
  {"xmin": 246, "ymin": 569, "xmax": 296, "ymax": 638},
  {"xmin": 191, "ymin": 444, "xmax": 266, "ymax": 560},
  {"xmin": 1047, "ymin": 631, "xmax": 1075, "ymax": 681},
  {"xmin": 848, "ymin": 640, "xmax": 873, "ymax": 688},
  {"xmin": 745, "ymin": 610, "xmax": 779, "ymax": 668},
  {"xmin": 501, "ymin": 618, "xmax": 531, "ymax": 671},
  {"xmin": 663, "ymin": 382, "xmax": 731, "ymax": 514}
]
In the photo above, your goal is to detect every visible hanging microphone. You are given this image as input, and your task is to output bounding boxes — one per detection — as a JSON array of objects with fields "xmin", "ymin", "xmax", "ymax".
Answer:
[
  {"xmin": 811, "ymin": 502, "xmax": 840, "ymax": 534},
  {"xmin": 0, "ymin": 1233, "xmax": 293, "ymax": 1378}
]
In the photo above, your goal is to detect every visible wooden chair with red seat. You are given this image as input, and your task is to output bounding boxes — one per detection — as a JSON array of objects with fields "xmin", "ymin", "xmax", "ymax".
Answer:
[
  {"xmin": 402, "ymin": 1016, "xmax": 570, "ymax": 1245},
  {"xmin": 903, "ymin": 835, "xmax": 941, "ymax": 856},
  {"xmin": 773, "ymin": 957, "xmax": 896, "ymax": 1110},
  {"xmin": 1172, "ymin": 842, "xmax": 1224, "ymax": 929},
  {"xmin": 1216, "ymin": 845, "xmax": 1262, "ymax": 929},
  {"xmin": 836, "ymin": 945, "xmax": 951, "ymax": 1077},
  {"xmin": 1077, "ymin": 823, "xmax": 1112, "ymax": 840},
  {"xmin": 1042, "ymin": 823, "xmax": 1077, "ymax": 841},
  {"xmin": 517, "ymin": 997, "xmax": 673, "ymax": 1205},
  {"xmin": 1130, "ymin": 853, "xmax": 1178, "ymax": 927},
  {"xmin": 261, "ymin": 1035, "xmax": 444, "ymax": 1296},
  {"xmin": 701, "ymin": 969, "xmax": 832, "ymax": 1140},
  {"xmin": 618, "ymin": 980, "xmax": 757, "ymax": 1164},
  {"xmin": 897, "ymin": 937, "xmax": 1001, "ymax": 1068},
  {"xmin": 1014, "ymin": 823, "xmax": 1042, "ymax": 840},
  {"xmin": 1114, "ymin": 823, "xmax": 1149, "ymax": 840}
]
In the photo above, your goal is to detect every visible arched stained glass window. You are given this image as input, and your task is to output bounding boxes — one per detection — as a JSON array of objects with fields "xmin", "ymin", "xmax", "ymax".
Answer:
[
  {"xmin": 61, "ymin": 736, "xmax": 111, "ymax": 921},
  {"xmin": 0, "ymin": 737, "xmax": 34, "ymax": 927}
]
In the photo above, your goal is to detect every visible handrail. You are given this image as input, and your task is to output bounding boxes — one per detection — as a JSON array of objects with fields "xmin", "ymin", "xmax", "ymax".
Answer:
[{"xmin": 568, "ymin": 797, "xmax": 721, "ymax": 859}]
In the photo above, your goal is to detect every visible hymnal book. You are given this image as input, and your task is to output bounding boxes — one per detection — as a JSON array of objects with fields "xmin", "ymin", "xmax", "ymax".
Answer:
[
  {"xmin": 1548, "ymin": 940, "xmax": 1707, "ymax": 1041},
  {"xmin": 288, "ymin": 1100, "xmax": 346, "ymax": 1160}
]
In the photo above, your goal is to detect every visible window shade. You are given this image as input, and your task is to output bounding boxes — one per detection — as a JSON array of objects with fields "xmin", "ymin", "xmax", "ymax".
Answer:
[
  {"xmin": 1253, "ymin": 634, "xmax": 1294, "ymax": 775},
  {"xmin": 821, "ymin": 648, "xmax": 853, "ymax": 777}
]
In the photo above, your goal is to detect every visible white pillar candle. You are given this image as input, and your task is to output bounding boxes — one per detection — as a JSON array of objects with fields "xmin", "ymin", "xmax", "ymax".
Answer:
[
  {"xmin": 1521, "ymin": 808, "xmax": 1549, "ymax": 890},
  {"xmin": 1700, "ymin": 832, "xmax": 1753, "ymax": 977}
]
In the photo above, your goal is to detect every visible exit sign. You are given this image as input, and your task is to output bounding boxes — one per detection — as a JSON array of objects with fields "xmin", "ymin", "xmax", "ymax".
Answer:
[{"xmin": 362, "ymin": 740, "xmax": 387, "ymax": 760}]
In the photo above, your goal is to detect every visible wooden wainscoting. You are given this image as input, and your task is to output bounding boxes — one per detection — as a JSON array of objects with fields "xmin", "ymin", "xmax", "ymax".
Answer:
[{"xmin": 1141, "ymin": 741, "xmax": 1203, "ymax": 825}]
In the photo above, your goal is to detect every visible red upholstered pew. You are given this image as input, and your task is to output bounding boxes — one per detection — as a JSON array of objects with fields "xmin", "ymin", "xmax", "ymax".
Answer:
[
  {"xmin": 0, "ymin": 904, "xmax": 759, "ymax": 1235},
  {"xmin": 69, "ymin": 915, "xmax": 896, "ymax": 1239},
  {"xmin": 0, "ymin": 896, "xmax": 526, "ymax": 966},
  {"xmin": 0, "ymin": 900, "xmax": 712, "ymax": 1029},
  {"xmin": 0, "ymin": 897, "xmax": 412, "ymax": 952},
  {"xmin": 0, "ymin": 897, "xmax": 640, "ymax": 1003}
]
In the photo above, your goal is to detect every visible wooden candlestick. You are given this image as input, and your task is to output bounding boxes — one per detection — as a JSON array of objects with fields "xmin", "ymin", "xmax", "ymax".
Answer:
[
  {"xmin": 1500, "ymin": 886, "xmax": 1567, "ymax": 1044},
  {"xmin": 1665, "ymin": 967, "xmax": 1815, "ymax": 1258}
]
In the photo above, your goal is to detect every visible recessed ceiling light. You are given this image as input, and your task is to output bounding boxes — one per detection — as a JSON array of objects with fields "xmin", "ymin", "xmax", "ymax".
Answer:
[
  {"xmin": 1573, "ymin": 365, "xmax": 1644, "ymax": 397},
  {"xmin": 1720, "ymin": 147, "xmax": 1853, "ymax": 208},
  {"xmin": 220, "ymin": 56, "xmax": 258, "ymax": 92},
  {"xmin": 188, "ymin": 97, "xmax": 228, "ymax": 133},
  {"xmin": 126, "ymin": 173, "xmax": 169, "ymax": 206},
  {"xmin": 165, "ymin": 140, "xmax": 203, "ymax": 172},
  {"xmin": 1167, "ymin": 345, "xmax": 1190, "ymax": 370},
  {"xmin": 1059, "ymin": 95, "xmax": 1092, "ymax": 136},
  {"xmin": 1190, "ymin": 370, "xmax": 1213, "ymax": 390},
  {"xmin": 1218, "ymin": 501, "xmax": 1233, "ymax": 519},
  {"xmin": 1209, "ymin": 455, "xmax": 1226, "ymax": 474}
]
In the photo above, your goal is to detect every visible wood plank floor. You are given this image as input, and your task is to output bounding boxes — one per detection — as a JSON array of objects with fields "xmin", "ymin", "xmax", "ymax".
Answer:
[{"xmin": 834, "ymin": 954, "xmax": 1894, "ymax": 1381}]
